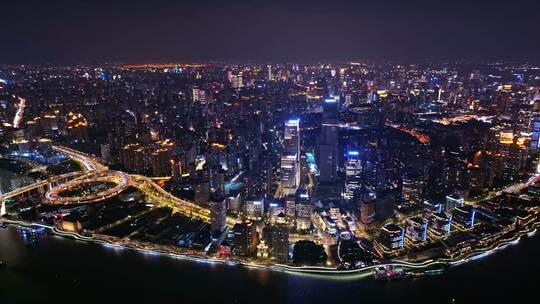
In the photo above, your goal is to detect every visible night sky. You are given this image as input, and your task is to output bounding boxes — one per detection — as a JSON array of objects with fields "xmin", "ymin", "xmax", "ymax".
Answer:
[{"xmin": 2, "ymin": 0, "xmax": 540, "ymax": 63}]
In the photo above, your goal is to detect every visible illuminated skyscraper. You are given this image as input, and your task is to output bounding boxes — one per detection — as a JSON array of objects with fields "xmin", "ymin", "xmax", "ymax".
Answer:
[
  {"xmin": 319, "ymin": 98, "xmax": 338, "ymax": 182},
  {"xmin": 281, "ymin": 119, "xmax": 300, "ymax": 196},
  {"xmin": 401, "ymin": 171, "xmax": 424, "ymax": 207},
  {"xmin": 344, "ymin": 150, "xmax": 362, "ymax": 200},
  {"xmin": 530, "ymin": 116, "xmax": 540, "ymax": 151},
  {"xmin": 267, "ymin": 64, "xmax": 273, "ymax": 81}
]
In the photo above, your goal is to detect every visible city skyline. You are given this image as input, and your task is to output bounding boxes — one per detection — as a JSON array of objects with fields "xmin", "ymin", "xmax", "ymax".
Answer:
[{"xmin": 2, "ymin": 1, "xmax": 540, "ymax": 303}]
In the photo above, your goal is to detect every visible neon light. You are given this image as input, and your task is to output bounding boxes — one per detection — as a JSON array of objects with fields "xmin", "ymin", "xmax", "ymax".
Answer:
[
  {"xmin": 287, "ymin": 119, "xmax": 300, "ymax": 125},
  {"xmin": 324, "ymin": 98, "xmax": 336, "ymax": 103},
  {"xmin": 348, "ymin": 151, "xmax": 359, "ymax": 156}
]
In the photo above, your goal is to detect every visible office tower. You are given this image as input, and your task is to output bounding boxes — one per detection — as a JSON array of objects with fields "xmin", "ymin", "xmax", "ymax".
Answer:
[
  {"xmin": 209, "ymin": 163, "xmax": 225, "ymax": 196},
  {"xmin": 452, "ymin": 206, "xmax": 476, "ymax": 229},
  {"xmin": 281, "ymin": 119, "xmax": 300, "ymax": 196},
  {"xmin": 377, "ymin": 223, "xmax": 404, "ymax": 252},
  {"xmin": 375, "ymin": 190, "xmax": 396, "ymax": 221},
  {"xmin": 226, "ymin": 193, "xmax": 241, "ymax": 213},
  {"xmin": 232, "ymin": 222, "xmax": 258, "ymax": 256},
  {"xmin": 295, "ymin": 203, "xmax": 312, "ymax": 231},
  {"xmin": 360, "ymin": 192, "xmax": 376, "ymax": 225},
  {"xmin": 405, "ymin": 217, "xmax": 428, "ymax": 243},
  {"xmin": 429, "ymin": 212, "xmax": 452, "ymax": 237},
  {"xmin": 262, "ymin": 224, "xmax": 289, "ymax": 263},
  {"xmin": 210, "ymin": 196, "xmax": 227, "ymax": 235},
  {"xmin": 285, "ymin": 199, "xmax": 296, "ymax": 223},
  {"xmin": 100, "ymin": 143, "xmax": 111, "ymax": 162},
  {"xmin": 344, "ymin": 150, "xmax": 362, "ymax": 200},
  {"xmin": 245, "ymin": 198, "xmax": 264, "ymax": 221},
  {"xmin": 121, "ymin": 143, "xmax": 150, "ymax": 174},
  {"xmin": 192, "ymin": 86, "xmax": 206, "ymax": 102},
  {"xmin": 401, "ymin": 171, "xmax": 424, "ymax": 207},
  {"xmin": 230, "ymin": 73, "xmax": 243, "ymax": 88},
  {"xmin": 267, "ymin": 64, "xmax": 273, "ymax": 81},
  {"xmin": 318, "ymin": 98, "xmax": 339, "ymax": 182},
  {"xmin": 151, "ymin": 147, "xmax": 173, "ymax": 177}
]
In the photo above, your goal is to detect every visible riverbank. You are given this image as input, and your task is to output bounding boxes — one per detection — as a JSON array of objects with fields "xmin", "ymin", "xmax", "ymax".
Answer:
[{"xmin": 2, "ymin": 217, "xmax": 538, "ymax": 279}]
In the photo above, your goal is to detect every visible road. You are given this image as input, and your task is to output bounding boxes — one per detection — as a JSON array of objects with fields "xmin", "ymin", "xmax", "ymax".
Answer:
[
  {"xmin": 12, "ymin": 96, "xmax": 25, "ymax": 128},
  {"xmin": 47, "ymin": 145, "xmax": 238, "ymax": 227}
]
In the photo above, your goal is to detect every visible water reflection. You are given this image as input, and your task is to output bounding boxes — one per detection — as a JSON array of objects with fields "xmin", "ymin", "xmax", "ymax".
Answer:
[{"xmin": 15, "ymin": 226, "xmax": 46, "ymax": 246}]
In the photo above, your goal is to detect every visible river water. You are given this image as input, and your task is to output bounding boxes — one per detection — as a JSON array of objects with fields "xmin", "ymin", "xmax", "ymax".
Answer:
[
  {"xmin": 0, "ymin": 226, "xmax": 538, "ymax": 304},
  {"xmin": 1, "ymin": 168, "xmax": 538, "ymax": 304}
]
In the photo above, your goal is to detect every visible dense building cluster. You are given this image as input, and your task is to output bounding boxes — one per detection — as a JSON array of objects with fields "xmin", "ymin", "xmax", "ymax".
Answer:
[{"xmin": 2, "ymin": 62, "xmax": 540, "ymax": 267}]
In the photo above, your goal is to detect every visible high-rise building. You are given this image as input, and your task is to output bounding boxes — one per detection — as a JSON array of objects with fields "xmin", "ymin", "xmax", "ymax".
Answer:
[
  {"xmin": 192, "ymin": 86, "xmax": 206, "ymax": 102},
  {"xmin": 209, "ymin": 196, "xmax": 227, "ymax": 235},
  {"xmin": 376, "ymin": 223, "xmax": 404, "ymax": 252},
  {"xmin": 405, "ymin": 217, "xmax": 428, "ymax": 243},
  {"xmin": 267, "ymin": 64, "xmax": 273, "ymax": 81},
  {"xmin": 150, "ymin": 148, "xmax": 172, "ymax": 177},
  {"xmin": 401, "ymin": 171, "xmax": 424, "ymax": 207},
  {"xmin": 360, "ymin": 192, "xmax": 376, "ymax": 225},
  {"xmin": 281, "ymin": 119, "xmax": 300, "ymax": 196},
  {"xmin": 319, "ymin": 98, "xmax": 339, "ymax": 182},
  {"xmin": 230, "ymin": 73, "xmax": 243, "ymax": 89},
  {"xmin": 375, "ymin": 190, "xmax": 396, "ymax": 221},
  {"xmin": 245, "ymin": 199, "xmax": 264, "ymax": 221},
  {"xmin": 429, "ymin": 212, "xmax": 452, "ymax": 237},
  {"xmin": 344, "ymin": 150, "xmax": 362, "ymax": 200},
  {"xmin": 529, "ymin": 116, "xmax": 540, "ymax": 152},
  {"xmin": 232, "ymin": 222, "xmax": 258, "ymax": 256},
  {"xmin": 262, "ymin": 224, "xmax": 289, "ymax": 263}
]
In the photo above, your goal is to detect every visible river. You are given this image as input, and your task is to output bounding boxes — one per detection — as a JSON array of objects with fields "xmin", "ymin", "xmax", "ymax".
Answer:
[{"xmin": 0, "ymin": 225, "xmax": 538, "ymax": 304}]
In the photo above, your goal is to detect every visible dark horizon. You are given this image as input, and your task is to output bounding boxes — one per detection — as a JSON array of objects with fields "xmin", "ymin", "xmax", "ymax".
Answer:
[{"xmin": 2, "ymin": 0, "xmax": 540, "ymax": 64}]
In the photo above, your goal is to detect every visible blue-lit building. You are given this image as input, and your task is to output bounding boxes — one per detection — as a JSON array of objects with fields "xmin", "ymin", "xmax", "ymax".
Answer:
[
  {"xmin": 429, "ymin": 212, "xmax": 452, "ymax": 237},
  {"xmin": 452, "ymin": 206, "xmax": 476, "ymax": 229},
  {"xmin": 530, "ymin": 116, "xmax": 540, "ymax": 151},
  {"xmin": 406, "ymin": 217, "xmax": 428, "ymax": 243},
  {"xmin": 445, "ymin": 194, "xmax": 464, "ymax": 213}
]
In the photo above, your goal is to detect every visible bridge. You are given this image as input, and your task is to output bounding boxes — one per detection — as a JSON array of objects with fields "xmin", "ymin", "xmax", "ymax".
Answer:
[
  {"xmin": 45, "ymin": 170, "xmax": 131, "ymax": 205},
  {"xmin": 52, "ymin": 145, "xmax": 108, "ymax": 172},
  {"xmin": 0, "ymin": 171, "xmax": 87, "ymax": 216},
  {"xmin": 38, "ymin": 145, "xmax": 237, "ymax": 227}
]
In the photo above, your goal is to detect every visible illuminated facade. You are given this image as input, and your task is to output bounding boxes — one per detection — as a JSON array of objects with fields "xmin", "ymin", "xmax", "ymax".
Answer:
[
  {"xmin": 281, "ymin": 119, "xmax": 300, "ymax": 196},
  {"xmin": 344, "ymin": 150, "xmax": 362, "ymax": 200}
]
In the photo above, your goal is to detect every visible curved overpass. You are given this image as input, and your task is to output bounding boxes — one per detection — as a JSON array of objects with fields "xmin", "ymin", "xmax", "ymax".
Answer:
[
  {"xmin": 45, "ymin": 145, "xmax": 237, "ymax": 227},
  {"xmin": 131, "ymin": 175, "xmax": 238, "ymax": 227},
  {"xmin": 46, "ymin": 170, "xmax": 131, "ymax": 205}
]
